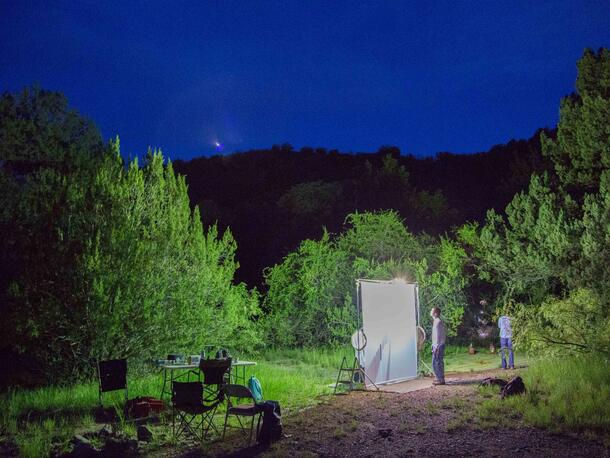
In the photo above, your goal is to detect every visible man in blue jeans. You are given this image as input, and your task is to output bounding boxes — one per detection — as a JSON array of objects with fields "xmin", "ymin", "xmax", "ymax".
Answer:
[
  {"xmin": 498, "ymin": 314, "xmax": 515, "ymax": 369},
  {"xmin": 431, "ymin": 306, "xmax": 446, "ymax": 385}
]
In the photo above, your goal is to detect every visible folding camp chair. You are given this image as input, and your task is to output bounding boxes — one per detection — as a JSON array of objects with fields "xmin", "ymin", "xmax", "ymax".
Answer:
[
  {"xmin": 222, "ymin": 384, "xmax": 262, "ymax": 445},
  {"xmin": 199, "ymin": 357, "xmax": 232, "ymax": 401},
  {"xmin": 97, "ymin": 358, "xmax": 128, "ymax": 407},
  {"xmin": 172, "ymin": 381, "xmax": 224, "ymax": 441}
]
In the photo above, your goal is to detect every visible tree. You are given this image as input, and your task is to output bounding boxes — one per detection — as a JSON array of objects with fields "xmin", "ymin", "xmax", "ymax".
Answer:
[
  {"xmin": 471, "ymin": 49, "xmax": 610, "ymax": 354},
  {"xmin": 0, "ymin": 87, "xmax": 104, "ymax": 313},
  {"xmin": 0, "ymin": 86, "xmax": 103, "ymax": 169},
  {"xmin": 263, "ymin": 232, "xmax": 353, "ymax": 347},
  {"xmin": 0, "ymin": 87, "xmax": 105, "ymax": 363},
  {"xmin": 1, "ymin": 88, "xmax": 261, "ymax": 380},
  {"xmin": 476, "ymin": 174, "xmax": 579, "ymax": 305},
  {"xmin": 541, "ymin": 48, "xmax": 610, "ymax": 190},
  {"xmin": 578, "ymin": 171, "xmax": 610, "ymax": 304},
  {"xmin": 277, "ymin": 180, "xmax": 343, "ymax": 220}
]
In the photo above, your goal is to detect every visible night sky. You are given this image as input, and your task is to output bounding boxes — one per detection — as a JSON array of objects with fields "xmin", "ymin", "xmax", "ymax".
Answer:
[{"xmin": 1, "ymin": 1, "xmax": 609, "ymax": 160}]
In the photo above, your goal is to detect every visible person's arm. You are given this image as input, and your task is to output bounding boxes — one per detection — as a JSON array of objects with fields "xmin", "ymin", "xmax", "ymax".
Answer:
[{"xmin": 432, "ymin": 319, "xmax": 439, "ymax": 353}]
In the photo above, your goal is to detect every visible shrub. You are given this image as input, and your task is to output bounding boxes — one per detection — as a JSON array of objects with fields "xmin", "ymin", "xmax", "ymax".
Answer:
[
  {"xmin": 263, "ymin": 211, "xmax": 468, "ymax": 347},
  {"xmin": 514, "ymin": 289, "xmax": 610, "ymax": 356}
]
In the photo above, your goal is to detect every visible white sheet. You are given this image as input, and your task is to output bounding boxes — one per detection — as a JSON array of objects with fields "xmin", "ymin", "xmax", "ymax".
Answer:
[{"xmin": 359, "ymin": 279, "xmax": 418, "ymax": 385}]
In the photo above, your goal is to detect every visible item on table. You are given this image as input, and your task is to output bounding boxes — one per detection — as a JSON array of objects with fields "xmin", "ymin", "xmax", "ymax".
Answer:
[{"xmin": 167, "ymin": 354, "xmax": 183, "ymax": 364}]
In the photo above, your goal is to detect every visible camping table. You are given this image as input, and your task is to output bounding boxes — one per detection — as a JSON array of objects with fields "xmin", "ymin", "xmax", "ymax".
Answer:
[
  {"xmin": 159, "ymin": 360, "xmax": 257, "ymax": 399},
  {"xmin": 229, "ymin": 360, "xmax": 257, "ymax": 385},
  {"xmin": 159, "ymin": 363, "xmax": 200, "ymax": 400}
]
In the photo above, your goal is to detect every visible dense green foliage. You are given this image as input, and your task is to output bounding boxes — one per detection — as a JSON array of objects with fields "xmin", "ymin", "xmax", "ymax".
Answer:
[
  {"xmin": 468, "ymin": 48, "xmax": 610, "ymax": 355},
  {"xmin": 0, "ymin": 86, "xmax": 104, "ymax": 166},
  {"xmin": 263, "ymin": 211, "xmax": 468, "ymax": 347},
  {"xmin": 0, "ymin": 89, "xmax": 260, "ymax": 381},
  {"xmin": 513, "ymin": 289, "xmax": 610, "ymax": 355}
]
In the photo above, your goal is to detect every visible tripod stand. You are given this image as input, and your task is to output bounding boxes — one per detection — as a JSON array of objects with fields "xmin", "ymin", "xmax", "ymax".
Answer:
[{"xmin": 333, "ymin": 328, "xmax": 379, "ymax": 394}]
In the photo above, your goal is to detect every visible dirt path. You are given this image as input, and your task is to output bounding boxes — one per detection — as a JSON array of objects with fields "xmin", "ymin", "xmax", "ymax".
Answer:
[{"xmin": 160, "ymin": 369, "xmax": 609, "ymax": 458}]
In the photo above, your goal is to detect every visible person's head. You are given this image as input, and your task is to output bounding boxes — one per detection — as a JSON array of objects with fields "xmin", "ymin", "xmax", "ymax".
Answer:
[{"xmin": 430, "ymin": 307, "xmax": 441, "ymax": 319}]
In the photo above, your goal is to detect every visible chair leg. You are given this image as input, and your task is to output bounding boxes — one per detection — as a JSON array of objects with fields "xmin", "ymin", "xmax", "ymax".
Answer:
[
  {"xmin": 172, "ymin": 406, "xmax": 176, "ymax": 439},
  {"xmin": 222, "ymin": 410, "xmax": 229, "ymax": 439},
  {"xmin": 175, "ymin": 412, "xmax": 205, "ymax": 442},
  {"xmin": 256, "ymin": 413, "xmax": 263, "ymax": 441},
  {"xmin": 202, "ymin": 407, "xmax": 220, "ymax": 438},
  {"xmin": 248, "ymin": 415, "xmax": 255, "ymax": 444}
]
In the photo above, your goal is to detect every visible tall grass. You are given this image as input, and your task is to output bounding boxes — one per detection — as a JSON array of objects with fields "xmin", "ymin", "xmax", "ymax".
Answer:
[
  {"xmin": 1, "ymin": 344, "xmax": 549, "ymax": 457},
  {"xmin": 0, "ymin": 373, "xmax": 165, "ymax": 458},
  {"xmin": 477, "ymin": 355, "xmax": 610, "ymax": 433},
  {"xmin": 0, "ymin": 347, "xmax": 352, "ymax": 457},
  {"xmin": 518, "ymin": 355, "xmax": 610, "ymax": 431},
  {"xmin": 247, "ymin": 346, "xmax": 354, "ymax": 412}
]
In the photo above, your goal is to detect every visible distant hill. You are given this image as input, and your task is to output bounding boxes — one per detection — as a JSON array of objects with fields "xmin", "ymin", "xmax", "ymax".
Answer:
[{"xmin": 174, "ymin": 128, "xmax": 553, "ymax": 287}]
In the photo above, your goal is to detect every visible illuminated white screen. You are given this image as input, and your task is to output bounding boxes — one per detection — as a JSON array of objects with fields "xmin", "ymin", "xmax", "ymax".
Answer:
[{"xmin": 359, "ymin": 280, "xmax": 418, "ymax": 385}]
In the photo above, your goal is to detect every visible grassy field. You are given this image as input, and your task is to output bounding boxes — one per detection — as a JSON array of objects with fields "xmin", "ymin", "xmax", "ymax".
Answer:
[
  {"xmin": 442, "ymin": 345, "xmax": 531, "ymax": 373},
  {"xmin": 0, "ymin": 345, "xmax": 518, "ymax": 457},
  {"xmin": 475, "ymin": 355, "xmax": 610, "ymax": 434}
]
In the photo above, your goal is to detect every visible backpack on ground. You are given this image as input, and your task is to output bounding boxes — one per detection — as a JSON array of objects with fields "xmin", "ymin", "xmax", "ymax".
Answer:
[
  {"xmin": 248, "ymin": 375, "xmax": 264, "ymax": 403},
  {"xmin": 501, "ymin": 376, "xmax": 526, "ymax": 399},
  {"xmin": 256, "ymin": 400, "xmax": 282, "ymax": 446}
]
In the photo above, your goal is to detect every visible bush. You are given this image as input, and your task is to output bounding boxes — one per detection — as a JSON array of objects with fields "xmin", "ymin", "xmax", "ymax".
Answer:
[
  {"xmin": 514, "ymin": 289, "xmax": 610, "ymax": 356},
  {"xmin": 263, "ymin": 211, "xmax": 468, "ymax": 347},
  {"xmin": 263, "ymin": 233, "xmax": 354, "ymax": 347}
]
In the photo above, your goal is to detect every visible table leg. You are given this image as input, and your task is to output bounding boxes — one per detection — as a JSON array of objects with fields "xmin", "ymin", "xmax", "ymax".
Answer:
[{"xmin": 160, "ymin": 368, "xmax": 168, "ymax": 400}]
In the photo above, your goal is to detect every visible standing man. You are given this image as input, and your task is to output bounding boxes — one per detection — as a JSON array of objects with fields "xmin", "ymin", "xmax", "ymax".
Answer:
[
  {"xmin": 498, "ymin": 314, "xmax": 515, "ymax": 369},
  {"xmin": 430, "ymin": 307, "xmax": 446, "ymax": 385}
]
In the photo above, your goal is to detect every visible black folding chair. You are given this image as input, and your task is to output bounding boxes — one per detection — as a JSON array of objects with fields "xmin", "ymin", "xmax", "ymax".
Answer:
[
  {"xmin": 222, "ymin": 384, "xmax": 262, "ymax": 445},
  {"xmin": 199, "ymin": 357, "xmax": 232, "ymax": 401},
  {"xmin": 172, "ymin": 381, "xmax": 224, "ymax": 441},
  {"xmin": 97, "ymin": 359, "xmax": 128, "ymax": 407}
]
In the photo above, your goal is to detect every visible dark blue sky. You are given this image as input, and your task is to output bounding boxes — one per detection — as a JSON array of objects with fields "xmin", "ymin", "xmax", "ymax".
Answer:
[{"xmin": 2, "ymin": 1, "xmax": 609, "ymax": 159}]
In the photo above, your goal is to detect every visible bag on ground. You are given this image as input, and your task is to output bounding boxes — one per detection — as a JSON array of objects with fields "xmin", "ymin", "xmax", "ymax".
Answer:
[
  {"xmin": 500, "ymin": 376, "xmax": 526, "ymax": 399},
  {"xmin": 257, "ymin": 400, "xmax": 282, "ymax": 445},
  {"xmin": 248, "ymin": 375, "xmax": 264, "ymax": 403},
  {"xmin": 125, "ymin": 396, "xmax": 164, "ymax": 418}
]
